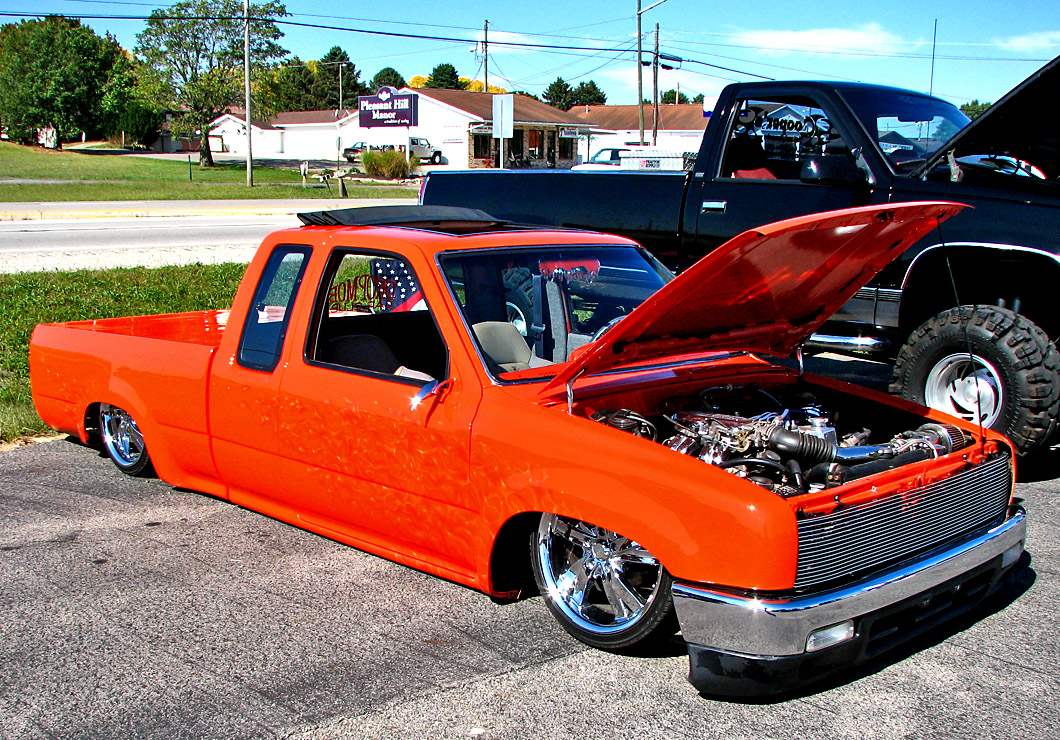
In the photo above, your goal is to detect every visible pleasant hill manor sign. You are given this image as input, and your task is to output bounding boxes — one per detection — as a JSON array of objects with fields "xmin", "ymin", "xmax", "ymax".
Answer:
[{"xmin": 358, "ymin": 87, "xmax": 419, "ymax": 128}]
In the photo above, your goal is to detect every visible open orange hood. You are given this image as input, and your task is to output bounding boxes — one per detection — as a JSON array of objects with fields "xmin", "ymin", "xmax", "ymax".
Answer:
[{"xmin": 545, "ymin": 201, "xmax": 965, "ymax": 394}]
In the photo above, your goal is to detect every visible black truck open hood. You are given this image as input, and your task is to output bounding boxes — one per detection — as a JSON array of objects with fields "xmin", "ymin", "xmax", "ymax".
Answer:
[{"xmin": 913, "ymin": 53, "xmax": 1060, "ymax": 180}]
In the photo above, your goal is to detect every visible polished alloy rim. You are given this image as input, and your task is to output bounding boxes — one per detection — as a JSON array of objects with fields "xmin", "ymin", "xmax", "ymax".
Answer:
[
  {"xmin": 100, "ymin": 403, "xmax": 146, "ymax": 467},
  {"xmin": 506, "ymin": 301, "xmax": 528, "ymax": 336},
  {"xmin": 536, "ymin": 514, "xmax": 663, "ymax": 634},
  {"xmin": 924, "ymin": 353, "xmax": 1003, "ymax": 427}
]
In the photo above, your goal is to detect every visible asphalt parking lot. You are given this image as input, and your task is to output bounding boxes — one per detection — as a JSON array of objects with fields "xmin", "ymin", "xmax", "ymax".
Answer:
[{"xmin": 2, "ymin": 357, "xmax": 1059, "ymax": 740}]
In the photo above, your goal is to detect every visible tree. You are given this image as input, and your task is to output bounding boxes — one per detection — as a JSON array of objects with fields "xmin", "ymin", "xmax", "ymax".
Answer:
[
  {"xmin": 510, "ymin": 91, "xmax": 539, "ymax": 101},
  {"xmin": 0, "ymin": 17, "xmax": 124, "ymax": 145},
  {"xmin": 407, "ymin": 75, "xmax": 428, "ymax": 88},
  {"xmin": 310, "ymin": 46, "xmax": 367, "ymax": 110},
  {"xmin": 267, "ymin": 56, "xmax": 317, "ymax": 112},
  {"xmin": 960, "ymin": 99, "xmax": 991, "ymax": 120},
  {"xmin": 661, "ymin": 89, "xmax": 689, "ymax": 105},
  {"xmin": 135, "ymin": 0, "xmax": 288, "ymax": 166},
  {"xmin": 371, "ymin": 66, "xmax": 406, "ymax": 91},
  {"xmin": 569, "ymin": 80, "xmax": 606, "ymax": 109},
  {"xmin": 99, "ymin": 54, "xmax": 163, "ymax": 147},
  {"xmin": 465, "ymin": 80, "xmax": 507, "ymax": 93},
  {"xmin": 425, "ymin": 63, "xmax": 466, "ymax": 90},
  {"xmin": 542, "ymin": 77, "xmax": 572, "ymax": 110},
  {"xmin": 691, "ymin": 93, "xmax": 704, "ymax": 105}
]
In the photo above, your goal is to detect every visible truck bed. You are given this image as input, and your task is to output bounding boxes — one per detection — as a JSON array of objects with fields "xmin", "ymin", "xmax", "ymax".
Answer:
[{"xmin": 29, "ymin": 310, "xmax": 228, "ymax": 496}]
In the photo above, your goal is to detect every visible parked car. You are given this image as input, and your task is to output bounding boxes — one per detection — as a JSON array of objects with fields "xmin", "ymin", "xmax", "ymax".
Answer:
[
  {"xmin": 421, "ymin": 54, "xmax": 1060, "ymax": 456},
  {"xmin": 342, "ymin": 141, "xmax": 369, "ymax": 162},
  {"xmin": 409, "ymin": 137, "xmax": 442, "ymax": 164},
  {"xmin": 29, "ymin": 203, "xmax": 1025, "ymax": 697},
  {"xmin": 571, "ymin": 147, "xmax": 630, "ymax": 170}
]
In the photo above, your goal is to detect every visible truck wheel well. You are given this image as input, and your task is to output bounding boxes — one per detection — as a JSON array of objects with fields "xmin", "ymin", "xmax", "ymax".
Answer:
[
  {"xmin": 489, "ymin": 512, "xmax": 540, "ymax": 597},
  {"xmin": 900, "ymin": 247, "xmax": 1060, "ymax": 340},
  {"xmin": 83, "ymin": 402, "xmax": 101, "ymax": 445}
]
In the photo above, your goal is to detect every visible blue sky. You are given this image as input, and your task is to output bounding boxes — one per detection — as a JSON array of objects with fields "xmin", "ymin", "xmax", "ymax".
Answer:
[{"xmin": 2, "ymin": 0, "xmax": 1058, "ymax": 107}]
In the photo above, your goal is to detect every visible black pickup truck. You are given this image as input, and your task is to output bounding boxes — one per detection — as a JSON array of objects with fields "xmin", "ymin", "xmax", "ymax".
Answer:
[{"xmin": 421, "ymin": 55, "xmax": 1060, "ymax": 454}]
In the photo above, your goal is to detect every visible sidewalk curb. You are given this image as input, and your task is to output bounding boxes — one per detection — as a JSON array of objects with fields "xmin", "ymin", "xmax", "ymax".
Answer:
[{"xmin": 0, "ymin": 198, "xmax": 418, "ymax": 222}]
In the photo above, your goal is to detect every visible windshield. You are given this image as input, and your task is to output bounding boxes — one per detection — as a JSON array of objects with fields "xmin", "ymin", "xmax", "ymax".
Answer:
[
  {"xmin": 439, "ymin": 245, "xmax": 671, "ymax": 379},
  {"xmin": 840, "ymin": 88, "xmax": 970, "ymax": 171}
]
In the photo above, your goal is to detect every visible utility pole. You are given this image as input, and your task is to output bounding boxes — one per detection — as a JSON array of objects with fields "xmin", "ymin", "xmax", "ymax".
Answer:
[
  {"xmin": 483, "ymin": 20, "xmax": 488, "ymax": 92},
  {"xmin": 243, "ymin": 0, "xmax": 253, "ymax": 186},
  {"xmin": 339, "ymin": 62, "xmax": 344, "ymax": 112},
  {"xmin": 637, "ymin": 1, "xmax": 644, "ymax": 145},
  {"xmin": 652, "ymin": 23, "xmax": 659, "ymax": 146}
]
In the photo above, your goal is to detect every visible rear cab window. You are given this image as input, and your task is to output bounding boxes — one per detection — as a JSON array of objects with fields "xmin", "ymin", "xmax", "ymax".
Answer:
[{"xmin": 237, "ymin": 245, "xmax": 311, "ymax": 371}]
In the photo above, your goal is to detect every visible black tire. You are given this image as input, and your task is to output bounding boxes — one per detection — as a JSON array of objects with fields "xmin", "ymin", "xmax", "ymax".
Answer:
[
  {"xmin": 430, "ymin": 151, "xmax": 442, "ymax": 164},
  {"xmin": 502, "ymin": 267, "xmax": 535, "ymax": 338},
  {"xmin": 889, "ymin": 305, "xmax": 1060, "ymax": 455},
  {"xmin": 99, "ymin": 403, "xmax": 155, "ymax": 477},
  {"xmin": 531, "ymin": 513, "xmax": 677, "ymax": 650}
]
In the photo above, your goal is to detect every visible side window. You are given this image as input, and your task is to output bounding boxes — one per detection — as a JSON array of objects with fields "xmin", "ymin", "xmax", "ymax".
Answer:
[
  {"xmin": 237, "ymin": 246, "xmax": 310, "ymax": 372},
  {"xmin": 307, "ymin": 250, "xmax": 447, "ymax": 384},
  {"xmin": 721, "ymin": 96, "xmax": 850, "ymax": 180}
]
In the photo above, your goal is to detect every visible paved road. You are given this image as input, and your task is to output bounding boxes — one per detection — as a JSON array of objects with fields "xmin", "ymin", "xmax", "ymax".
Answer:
[
  {"xmin": 2, "ymin": 381, "xmax": 1058, "ymax": 739},
  {"xmin": 0, "ymin": 199, "xmax": 416, "ymax": 273}
]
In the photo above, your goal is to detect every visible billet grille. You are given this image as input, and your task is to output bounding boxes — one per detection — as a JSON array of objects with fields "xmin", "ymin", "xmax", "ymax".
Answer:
[{"xmin": 794, "ymin": 453, "xmax": 1012, "ymax": 589}]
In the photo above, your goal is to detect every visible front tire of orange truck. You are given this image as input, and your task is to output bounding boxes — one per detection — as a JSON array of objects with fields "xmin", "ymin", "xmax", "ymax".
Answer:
[{"xmin": 99, "ymin": 403, "xmax": 155, "ymax": 477}]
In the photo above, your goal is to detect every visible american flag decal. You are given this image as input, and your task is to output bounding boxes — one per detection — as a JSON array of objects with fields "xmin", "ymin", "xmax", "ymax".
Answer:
[{"xmin": 371, "ymin": 258, "xmax": 424, "ymax": 313}]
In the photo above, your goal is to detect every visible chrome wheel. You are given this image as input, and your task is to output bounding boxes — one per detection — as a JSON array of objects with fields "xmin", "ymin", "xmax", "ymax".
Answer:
[
  {"xmin": 924, "ymin": 353, "xmax": 1003, "ymax": 427},
  {"xmin": 99, "ymin": 403, "xmax": 153, "ymax": 476},
  {"xmin": 533, "ymin": 514, "xmax": 674, "ymax": 648}
]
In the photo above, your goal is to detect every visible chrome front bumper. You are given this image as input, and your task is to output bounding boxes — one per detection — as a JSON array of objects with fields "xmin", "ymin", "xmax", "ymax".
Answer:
[{"xmin": 673, "ymin": 508, "xmax": 1026, "ymax": 659}]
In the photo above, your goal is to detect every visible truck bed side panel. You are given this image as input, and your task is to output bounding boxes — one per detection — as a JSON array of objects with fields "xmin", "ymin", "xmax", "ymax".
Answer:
[{"xmin": 29, "ymin": 322, "xmax": 226, "ymax": 498}]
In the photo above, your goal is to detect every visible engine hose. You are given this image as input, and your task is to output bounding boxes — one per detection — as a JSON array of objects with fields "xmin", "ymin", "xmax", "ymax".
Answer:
[
  {"xmin": 768, "ymin": 427, "xmax": 838, "ymax": 464},
  {"xmin": 718, "ymin": 457, "xmax": 792, "ymax": 485},
  {"xmin": 843, "ymin": 448, "xmax": 935, "ymax": 481}
]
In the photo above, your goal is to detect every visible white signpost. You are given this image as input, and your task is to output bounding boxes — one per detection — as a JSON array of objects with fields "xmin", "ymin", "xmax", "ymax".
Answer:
[{"xmin": 493, "ymin": 94, "xmax": 514, "ymax": 169}]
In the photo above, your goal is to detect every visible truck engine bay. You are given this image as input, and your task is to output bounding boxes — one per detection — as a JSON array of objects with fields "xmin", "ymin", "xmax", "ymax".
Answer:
[{"xmin": 590, "ymin": 380, "xmax": 980, "ymax": 497}]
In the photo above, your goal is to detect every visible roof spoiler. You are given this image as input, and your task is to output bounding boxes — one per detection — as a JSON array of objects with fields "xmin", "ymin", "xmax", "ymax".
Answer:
[{"xmin": 297, "ymin": 204, "xmax": 510, "ymax": 228}]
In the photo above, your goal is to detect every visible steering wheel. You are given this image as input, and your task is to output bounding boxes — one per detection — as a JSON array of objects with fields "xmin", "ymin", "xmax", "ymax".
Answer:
[{"xmin": 591, "ymin": 315, "xmax": 626, "ymax": 342}]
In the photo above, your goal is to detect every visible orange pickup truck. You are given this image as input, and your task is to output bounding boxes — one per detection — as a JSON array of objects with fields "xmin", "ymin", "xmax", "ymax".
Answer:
[{"xmin": 29, "ymin": 203, "xmax": 1026, "ymax": 697}]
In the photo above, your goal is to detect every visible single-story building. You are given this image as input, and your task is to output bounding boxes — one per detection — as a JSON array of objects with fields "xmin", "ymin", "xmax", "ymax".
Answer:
[
  {"xmin": 210, "ymin": 88, "xmax": 593, "ymax": 168},
  {"xmin": 570, "ymin": 103, "xmax": 712, "ymax": 159}
]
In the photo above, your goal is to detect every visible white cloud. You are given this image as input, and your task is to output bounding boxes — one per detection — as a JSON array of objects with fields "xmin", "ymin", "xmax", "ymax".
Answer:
[
  {"xmin": 731, "ymin": 23, "xmax": 909, "ymax": 56},
  {"xmin": 995, "ymin": 30, "xmax": 1060, "ymax": 52}
]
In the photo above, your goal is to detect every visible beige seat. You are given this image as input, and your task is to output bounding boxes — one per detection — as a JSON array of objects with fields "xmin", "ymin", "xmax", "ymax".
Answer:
[{"xmin": 472, "ymin": 321, "xmax": 554, "ymax": 373}]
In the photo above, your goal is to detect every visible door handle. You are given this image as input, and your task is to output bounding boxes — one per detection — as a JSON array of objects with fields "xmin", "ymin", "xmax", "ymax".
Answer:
[
  {"xmin": 410, "ymin": 378, "xmax": 453, "ymax": 411},
  {"xmin": 701, "ymin": 200, "xmax": 727, "ymax": 213}
]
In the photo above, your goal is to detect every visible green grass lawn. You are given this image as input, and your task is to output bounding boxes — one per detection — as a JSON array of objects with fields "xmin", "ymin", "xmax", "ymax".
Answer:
[
  {"xmin": 0, "ymin": 263, "xmax": 246, "ymax": 444},
  {"xmin": 0, "ymin": 141, "xmax": 420, "ymax": 201}
]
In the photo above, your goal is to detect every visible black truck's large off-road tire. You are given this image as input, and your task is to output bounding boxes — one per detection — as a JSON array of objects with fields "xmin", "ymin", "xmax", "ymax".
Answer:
[
  {"xmin": 889, "ymin": 305, "xmax": 1060, "ymax": 455},
  {"xmin": 531, "ymin": 513, "xmax": 677, "ymax": 650},
  {"xmin": 99, "ymin": 403, "xmax": 155, "ymax": 476},
  {"xmin": 502, "ymin": 267, "xmax": 534, "ymax": 338}
]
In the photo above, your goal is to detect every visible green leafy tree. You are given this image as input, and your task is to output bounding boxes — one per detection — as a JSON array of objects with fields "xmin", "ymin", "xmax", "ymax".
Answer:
[
  {"xmin": 0, "ymin": 17, "xmax": 124, "ymax": 145},
  {"xmin": 311, "ymin": 46, "xmax": 368, "ymax": 110},
  {"xmin": 135, "ymin": 0, "xmax": 288, "ymax": 166},
  {"xmin": 569, "ymin": 80, "xmax": 606, "ymax": 109},
  {"xmin": 99, "ymin": 54, "xmax": 163, "ymax": 147},
  {"xmin": 960, "ymin": 99, "xmax": 991, "ymax": 120},
  {"xmin": 691, "ymin": 93, "xmax": 704, "ymax": 104},
  {"xmin": 266, "ymin": 56, "xmax": 318, "ymax": 111},
  {"xmin": 371, "ymin": 66, "xmax": 406, "ymax": 91},
  {"xmin": 425, "ymin": 63, "xmax": 466, "ymax": 90},
  {"xmin": 542, "ymin": 77, "xmax": 572, "ymax": 110},
  {"xmin": 661, "ymin": 89, "xmax": 689, "ymax": 104}
]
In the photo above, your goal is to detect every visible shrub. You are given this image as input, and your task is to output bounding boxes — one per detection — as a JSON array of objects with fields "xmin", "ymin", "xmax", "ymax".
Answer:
[{"xmin": 360, "ymin": 150, "xmax": 418, "ymax": 179}]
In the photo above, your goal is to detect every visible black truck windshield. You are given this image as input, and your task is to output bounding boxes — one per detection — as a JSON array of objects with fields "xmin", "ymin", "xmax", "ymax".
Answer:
[{"xmin": 840, "ymin": 88, "xmax": 971, "ymax": 170}]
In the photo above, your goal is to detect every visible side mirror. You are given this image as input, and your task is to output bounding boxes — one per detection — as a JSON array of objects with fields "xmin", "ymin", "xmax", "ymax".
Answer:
[{"xmin": 800, "ymin": 155, "xmax": 865, "ymax": 186}]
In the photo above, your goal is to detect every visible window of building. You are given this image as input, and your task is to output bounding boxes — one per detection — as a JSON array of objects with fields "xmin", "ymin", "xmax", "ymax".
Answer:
[{"xmin": 473, "ymin": 134, "xmax": 491, "ymax": 159}]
